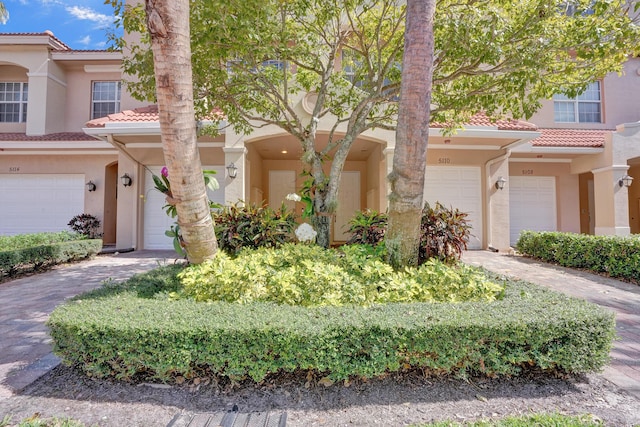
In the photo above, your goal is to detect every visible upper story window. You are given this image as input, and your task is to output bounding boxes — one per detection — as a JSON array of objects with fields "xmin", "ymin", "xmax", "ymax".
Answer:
[
  {"xmin": 0, "ymin": 82, "xmax": 28, "ymax": 123},
  {"xmin": 342, "ymin": 49, "xmax": 363, "ymax": 87},
  {"xmin": 553, "ymin": 81, "xmax": 601, "ymax": 123},
  {"xmin": 92, "ymin": 81, "xmax": 121, "ymax": 119}
]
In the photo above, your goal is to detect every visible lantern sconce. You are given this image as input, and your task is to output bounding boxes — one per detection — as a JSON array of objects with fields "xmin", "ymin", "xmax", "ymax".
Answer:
[
  {"xmin": 86, "ymin": 181, "xmax": 96, "ymax": 192},
  {"xmin": 226, "ymin": 163, "xmax": 238, "ymax": 179},
  {"xmin": 121, "ymin": 173, "xmax": 133, "ymax": 187},
  {"xmin": 495, "ymin": 176, "xmax": 507, "ymax": 190},
  {"xmin": 619, "ymin": 174, "xmax": 634, "ymax": 188}
]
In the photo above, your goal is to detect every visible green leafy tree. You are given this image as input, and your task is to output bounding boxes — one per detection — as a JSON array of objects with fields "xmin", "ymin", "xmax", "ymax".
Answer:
[{"xmin": 110, "ymin": 0, "xmax": 639, "ymax": 254}]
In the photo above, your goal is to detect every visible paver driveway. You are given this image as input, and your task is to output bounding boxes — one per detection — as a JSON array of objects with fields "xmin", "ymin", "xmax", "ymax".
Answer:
[
  {"xmin": 462, "ymin": 250, "xmax": 640, "ymax": 400},
  {"xmin": 0, "ymin": 250, "xmax": 178, "ymax": 397}
]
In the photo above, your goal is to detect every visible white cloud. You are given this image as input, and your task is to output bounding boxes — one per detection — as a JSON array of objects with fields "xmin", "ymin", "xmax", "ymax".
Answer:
[
  {"xmin": 77, "ymin": 35, "xmax": 91, "ymax": 46},
  {"xmin": 65, "ymin": 5, "xmax": 112, "ymax": 28}
]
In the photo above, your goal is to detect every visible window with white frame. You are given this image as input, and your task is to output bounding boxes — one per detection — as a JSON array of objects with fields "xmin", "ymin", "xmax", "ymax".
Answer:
[
  {"xmin": 91, "ymin": 81, "xmax": 121, "ymax": 119},
  {"xmin": 0, "ymin": 82, "xmax": 28, "ymax": 123},
  {"xmin": 553, "ymin": 81, "xmax": 601, "ymax": 123}
]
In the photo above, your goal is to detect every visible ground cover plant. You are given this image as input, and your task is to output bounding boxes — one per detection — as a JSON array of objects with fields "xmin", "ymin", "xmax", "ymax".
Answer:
[
  {"xmin": 177, "ymin": 244, "xmax": 504, "ymax": 306},
  {"xmin": 414, "ymin": 412, "xmax": 604, "ymax": 426},
  {"xmin": 48, "ymin": 243, "xmax": 614, "ymax": 384},
  {"xmin": 516, "ymin": 231, "xmax": 640, "ymax": 284},
  {"xmin": 0, "ymin": 414, "xmax": 88, "ymax": 427}
]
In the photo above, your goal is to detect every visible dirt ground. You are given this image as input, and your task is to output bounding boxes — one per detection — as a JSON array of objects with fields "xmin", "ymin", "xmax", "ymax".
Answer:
[{"xmin": 1, "ymin": 364, "xmax": 639, "ymax": 426}]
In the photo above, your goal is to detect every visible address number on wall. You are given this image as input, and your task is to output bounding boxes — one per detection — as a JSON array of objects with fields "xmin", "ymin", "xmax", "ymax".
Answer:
[
  {"xmin": 522, "ymin": 169, "xmax": 534, "ymax": 175},
  {"xmin": 438, "ymin": 157, "xmax": 451, "ymax": 164},
  {"xmin": 9, "ymin": 167, "xmax": 20, "ymax": 172}
]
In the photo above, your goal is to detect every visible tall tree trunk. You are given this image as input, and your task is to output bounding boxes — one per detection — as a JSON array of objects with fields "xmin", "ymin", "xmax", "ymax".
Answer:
[
  {"xmin": 145, "ymin": 0, "xmax": 218, "ymax": 263},
  {"xmin": 386, "ymin": 0, "xmax": 437, "ymax": 268}
]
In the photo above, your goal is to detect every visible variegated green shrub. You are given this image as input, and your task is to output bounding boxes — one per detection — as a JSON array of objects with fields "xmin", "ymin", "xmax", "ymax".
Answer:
[{"xmin": 177, "ymin": 244, "xmax": 503, "ymax": 306}]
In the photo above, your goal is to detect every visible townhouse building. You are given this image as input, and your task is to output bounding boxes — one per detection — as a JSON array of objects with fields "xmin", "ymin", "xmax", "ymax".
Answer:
[{"xmin": 1, "ymin": 31, "xmax": 639, "ymax": 251}]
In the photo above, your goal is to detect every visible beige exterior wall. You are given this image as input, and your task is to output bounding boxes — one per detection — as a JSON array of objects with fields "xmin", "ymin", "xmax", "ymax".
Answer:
[
  {"xmin": 529, "ymin": 58, "xmax": 640, "ymax": 129},
  {"xmin": 64, "ymin": 68, "xmax": 122, "ymax": 131}
]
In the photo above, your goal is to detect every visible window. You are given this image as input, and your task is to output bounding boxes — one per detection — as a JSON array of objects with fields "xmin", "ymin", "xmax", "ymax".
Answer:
[
  {"xmin": 0, "ymin": 82, "xmax": 28, "ymax": 123},
  {"xmin": 91, "ymin": 81, "xmax": 121, "ymax": 119},
  {"xmin": 553, "ymin": 81, "xmax": 601, "ymax": 123},
  {"xmin": 341, "ymin": 49, "xmax": 364, "ymax": 87}
]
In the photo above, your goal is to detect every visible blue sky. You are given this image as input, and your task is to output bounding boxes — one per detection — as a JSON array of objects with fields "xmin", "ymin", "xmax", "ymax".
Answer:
[{"xmin": 0, "ymin": 0, "xmax": 122, "ymax": 50}]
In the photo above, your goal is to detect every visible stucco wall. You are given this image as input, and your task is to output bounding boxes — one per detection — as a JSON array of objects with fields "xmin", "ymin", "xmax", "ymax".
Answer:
[{"xmin": 529, "ymin": 58, "xmax": 640, "ymax": 129}]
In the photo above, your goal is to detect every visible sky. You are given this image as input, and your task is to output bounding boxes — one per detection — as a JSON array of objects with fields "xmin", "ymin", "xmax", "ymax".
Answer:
[{"xmin": 0, "ymin": 0, "xmax": 122, "ymax": 50}]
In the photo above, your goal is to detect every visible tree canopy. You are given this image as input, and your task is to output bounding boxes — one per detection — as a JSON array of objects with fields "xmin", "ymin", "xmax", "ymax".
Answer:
[
  {"xmin": 110, "ymin": 0, "xmax": 640, "ymax": 248},
  {"xmin": 113, "ymin": 0, "xmax": 639, "ymax": 128}
]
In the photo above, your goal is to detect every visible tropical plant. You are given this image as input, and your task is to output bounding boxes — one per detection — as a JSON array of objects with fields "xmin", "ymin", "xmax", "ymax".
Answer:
[
  {"xmin": 212, "ymin": 202, "xmax": 296, "ymax": 255},
  {"xmin": 67, "ymin": 214, "xmax": 101, "ymax": 238},
  {"xmin": 419, "ymin": 201, "xmax": 471, "ymax": 264},
  {"xmin": 345, "ymin": 203, "xmax": 470, "ymax": 264},
  {"xmin": 346, "ymin": 209, "xmax": 387, "ymax": 245}
]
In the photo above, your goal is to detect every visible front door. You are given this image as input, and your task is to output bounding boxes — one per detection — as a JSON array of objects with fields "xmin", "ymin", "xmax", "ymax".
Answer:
[{"xmin": 333, "ymin": 171, "xmax": 361, "ymax": 242}]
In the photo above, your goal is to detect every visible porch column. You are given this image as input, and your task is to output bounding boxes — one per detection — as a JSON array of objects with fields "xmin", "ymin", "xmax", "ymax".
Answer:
[
  {"xmin": 383, "ymin": 147, "xmax": 394, "ymax": 209},
  {"xmin": 592, "ymin": 165, "xmax": 631, "ymax": 236},
  {"xmin": 223, "ymin": 147, "xmax": 247, "ymax": 205}
]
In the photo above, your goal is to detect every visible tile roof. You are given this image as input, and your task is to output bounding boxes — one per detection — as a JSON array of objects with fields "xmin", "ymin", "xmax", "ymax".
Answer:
[
  {"xmin": 0, "ymin": 132, "xmax": 98, "ymax": 142},
  {"xmin": 0, "ymin": 31, "xmax": 71, "ymax": 50},
  {"xmin": 85, "ymin": 105, "xmax": 160, "ymax": 128},
  {"xmin": 87, "ymin": 106, "xmax": 538, "ymax": 132},
  {"xmin": 430, "ymin": 112, "xmax": 538, "ymax": 131},
  {"xmin": 532, "ymin": 129, "xmax": 609, "ymax": 148}
]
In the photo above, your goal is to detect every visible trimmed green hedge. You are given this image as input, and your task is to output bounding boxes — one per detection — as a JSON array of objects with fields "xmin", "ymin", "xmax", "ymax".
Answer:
[
  {"xmin": 516, "ymin": 231, "xmax": 640, "ymax": 284},
  {"xmin": 0, "ymin": 238, "xmax": 102, "ymax": 278},
  {"xmin": 48, "ymin": 266, "xmax": 615, "ymax": 383}
]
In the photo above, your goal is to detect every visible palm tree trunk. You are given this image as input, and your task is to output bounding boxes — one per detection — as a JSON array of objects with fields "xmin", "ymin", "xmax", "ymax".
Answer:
[
  {"xmin": 386, "ymin": 0, "xmax": 437, "ymax": 268},
  {"xmin": 145, "ymin": 0, "xmax": 218, "ymax": 263}
]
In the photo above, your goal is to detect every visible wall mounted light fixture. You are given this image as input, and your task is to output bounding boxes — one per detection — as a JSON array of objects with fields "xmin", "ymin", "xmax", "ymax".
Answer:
[
  {"xmin": 619, "ymin": 174, "xmax": 634, "ymax": 188},
  {"xmin": 495, "ymin": 176, "xmax": 507, "ymax": 190},
  {"xmin": 226, "ymin": 163, "xmax": 238, "ymax": 179},
  {"xmin": 86, "ymin": 181, "xmax": 96, "ymax": 192},
  {"xmin": 121, "ymin": 173, "xmax": 133, "ymax": 187}
]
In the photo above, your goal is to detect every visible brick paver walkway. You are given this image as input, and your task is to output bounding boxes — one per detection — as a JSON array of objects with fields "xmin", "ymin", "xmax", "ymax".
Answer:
[
  {"xmin": 0, "ymin": 250, "xmax": 177, "ymax": 397},
  {"xmin": 462, "ymin": 250, "xmax": 640, "ymax": 400}
]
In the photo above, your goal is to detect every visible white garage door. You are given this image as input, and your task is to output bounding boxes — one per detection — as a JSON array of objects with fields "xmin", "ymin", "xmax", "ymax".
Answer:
[
  {"xmin": 509, "ymin": 176, "xmax": 557, "ymax": 245},
  {"xmin": 143, "ymin": 166, "xmax": 225, "ymax": 249},
  {"xmin": 423, "ymin": 166, "xmax": 482, "ymax": 249},
  {"xmin": 0, "ymin": 174, "xmax": 85, "ymax": 235}
]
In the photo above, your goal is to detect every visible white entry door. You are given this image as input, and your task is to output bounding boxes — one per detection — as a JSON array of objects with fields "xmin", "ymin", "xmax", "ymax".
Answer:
[
  {"xmin": 334, "ymin": 171, "xmax": 361, "ymax": 242},
  {"xmin": 509, "ymin": 176, "xmax": 557, "ymax": 245},
  {"xmin": 423, "ymin": 166, "xmax": 483, "ymax": 249},
  {"xmin": 143, "ymin": 166, "xmax": 225, "ymax": 249},
  {"xmin": 0, "ymin": 174, "xmax": 84, "ymax": 235}
]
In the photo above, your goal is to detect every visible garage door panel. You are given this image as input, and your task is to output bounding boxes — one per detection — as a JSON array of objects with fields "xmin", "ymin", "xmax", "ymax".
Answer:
[
  {"xmin": 0, "ymin": 174, "xmax": 85, "ymax": 235},
  {"xmin": 424, "ymin": 166, "xmax": 482, "ymax": 249},
  {"xmin": 509, "ymin": 176, "xmax": 556, "ymax": 245}
]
